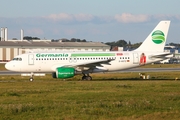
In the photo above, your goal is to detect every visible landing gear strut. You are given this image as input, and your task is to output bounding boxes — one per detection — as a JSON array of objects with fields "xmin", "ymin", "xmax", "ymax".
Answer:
[
  {"xmin": 82, "ymin": 73, "xmax": 92, "ymax": 80},
  {"xmin": 29, "ymin": 72, "xmax": 34, "ymax": 82}
]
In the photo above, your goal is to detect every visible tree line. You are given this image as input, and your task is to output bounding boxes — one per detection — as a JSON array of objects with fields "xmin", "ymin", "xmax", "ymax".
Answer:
[
  {"xmin": 105, "ymin": 40, "xmax": 142, "ymax": 50},
  {"xmin": 51, "ymin": 38, "xmax": 87, "ymax": 42}
]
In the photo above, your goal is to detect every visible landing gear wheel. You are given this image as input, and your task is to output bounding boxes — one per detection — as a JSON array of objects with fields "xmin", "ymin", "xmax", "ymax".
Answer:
[
  {"xmin": 29, "ymin": 77, "xmax": 34, "ymax": 82},
  {"xmin": 82, "ymin": 73, "xmax": 92, "ymax": 80},
  {"xmin": 29, "ymin": 72, "xmax": 34, "ymax": 82},
  {"xmin": 82, "ymin": 76, "xmax": 92, "ymax": 80},
  {"xmin": 82, "ymin": 76, "xmax": 87, "ymax": 80},
  {"xmin": 86, "ymin": 76, "xmax": 92, "ymax": 80}
]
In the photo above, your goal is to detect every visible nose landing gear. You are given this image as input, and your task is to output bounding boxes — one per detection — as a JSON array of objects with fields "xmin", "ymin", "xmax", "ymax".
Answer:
[{"xmin": 29, "ymin": 72, "xmax": 34, "ymax": 82}]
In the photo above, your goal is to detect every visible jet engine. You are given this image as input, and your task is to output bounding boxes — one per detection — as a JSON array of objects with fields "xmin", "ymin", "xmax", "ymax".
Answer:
[{"xmin": 52, "ymin": 67, "xmax": 75, "ymax": 79}]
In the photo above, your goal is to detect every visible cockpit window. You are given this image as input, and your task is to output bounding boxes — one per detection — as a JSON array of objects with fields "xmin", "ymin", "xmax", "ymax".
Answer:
[
  {"xmin": 19, "ymin": 58, "xmax": 22, "ymax": 61},
  {"xmin": 12, "ymin": 57, "xmax": 22, "ymax": 61}
]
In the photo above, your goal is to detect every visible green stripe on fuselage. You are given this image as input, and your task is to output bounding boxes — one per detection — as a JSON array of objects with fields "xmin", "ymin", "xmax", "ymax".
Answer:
[{"xmin": 71, "ymin": 53, "xmax": 115, "ymax": 57}]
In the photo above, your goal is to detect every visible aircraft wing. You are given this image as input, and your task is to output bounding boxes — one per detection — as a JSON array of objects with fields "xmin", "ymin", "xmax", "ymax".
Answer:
[
  {"xmin": 70, "ymin": 59, "xmax": 113, "ymax": 67},
  {"xmin": 51, "ymin": 59, "xmax": 114, "ymax": 71}
]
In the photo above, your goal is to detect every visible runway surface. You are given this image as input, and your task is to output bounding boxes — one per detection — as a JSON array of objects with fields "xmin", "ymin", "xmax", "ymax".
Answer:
[{"xmin": 0, "ymin": 68, "xmax": 180, "ymax": 75}]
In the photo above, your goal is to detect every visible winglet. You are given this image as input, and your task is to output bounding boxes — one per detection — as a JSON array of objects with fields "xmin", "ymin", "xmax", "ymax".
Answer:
[{"xmin": 134, "ymin": 21, "xmax": 170, "ymax": 52}]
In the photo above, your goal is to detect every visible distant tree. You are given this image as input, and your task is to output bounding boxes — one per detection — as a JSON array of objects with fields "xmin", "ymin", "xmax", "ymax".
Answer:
[
  {"xmin": 105, "ymin": 40, "xmax": 127, "ymax": 47},
  {"xmin": 81, "ymin": 39, "xmax": 86, "ymax": 42},
  {"xmin": 105, "ymin": 41, "xmax": 116, "ymax": 46},
  {"xmin": 32, "ymin": 37, "xmax": 40, "ymax": 40},
  {"xmin": 61, "ymin": 38, "xmax": 70, "ymax": 42},
  {"xmin": 12, "ymin": 38, "xmax": 18, "ymax": 40},
  {"xmin": 105, "ymin": 40, "xmax": 144, "ymax": 51},
  {"xmin": 23, "ymin": 36, "xmax": 32, "ymax": 40},
  {"xmin": 23, "ymin": 36, "xmax": 40, "ymax": 40},
  {"xmin": 69, "ymin": 38, "xmax": 86, "ymax": 42},
  {"xmin": 168, "ymin": 42, "xmax": 180, "ymax": 48},
  {"xmin": 131, "ymin": 42, "xmax": 142, "ymax": 50},
  {"xmin": 70, "ymin": 38, "xmax": 76, "ymax": 42},
  {"xmin": 169, "ymin": 42, "xmax": 176, "ymax": 46},
  {"xmin": 127, "ymin": 41, "xmax": 132, "ymax": 50},
  {"xmin": 116, "ymin": 40, "xmax": 127, "ymax": 47},
  {"xmin": 76, "ymin": 39, "xmax": 81, "ymax": 42}
]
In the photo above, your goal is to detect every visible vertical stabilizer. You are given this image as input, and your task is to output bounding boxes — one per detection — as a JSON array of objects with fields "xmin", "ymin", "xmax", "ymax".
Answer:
[{"xmin": 134, "ymin": 21, "xmax": 170, "ymax": 52}]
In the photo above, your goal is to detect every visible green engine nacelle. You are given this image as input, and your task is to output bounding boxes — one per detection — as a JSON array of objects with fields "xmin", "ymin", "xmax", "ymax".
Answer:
[{"xmin": 55, "ymin": 67, "xmax": 75, "ymax": 79}]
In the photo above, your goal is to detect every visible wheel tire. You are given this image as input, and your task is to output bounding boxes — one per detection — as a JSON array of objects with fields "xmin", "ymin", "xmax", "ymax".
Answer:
[
  {"xmin": 29, "ymin": 78, "xmax": 33, "ymax": 82},
  {"xmin": 86, "ymin": 76, "xmax": 92, "ymax": 80},
  {"xmin": 82, "ymin": 76, "xmax": 86, "ymax": 80}
]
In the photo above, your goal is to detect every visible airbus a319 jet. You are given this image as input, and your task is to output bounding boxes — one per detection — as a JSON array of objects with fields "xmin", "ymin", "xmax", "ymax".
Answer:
[{"xmin": 5, "ymin": 21, "xmax": 171, "ymax": 81}]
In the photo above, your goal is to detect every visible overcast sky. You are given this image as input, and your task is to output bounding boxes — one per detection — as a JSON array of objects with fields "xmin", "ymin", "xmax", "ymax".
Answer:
[{"xmin": 0, "ymin": 0, "xmax": 180, "ymax": 43}]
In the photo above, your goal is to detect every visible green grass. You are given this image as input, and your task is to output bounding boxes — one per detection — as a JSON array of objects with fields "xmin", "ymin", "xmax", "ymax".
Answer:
[
  {"xmin": 0, "ymin": 72, "xmax": 180, "ymax": 120},
  {"xmin": 1, "ymin": 62, "xmax": 180, "ymax": 119}
]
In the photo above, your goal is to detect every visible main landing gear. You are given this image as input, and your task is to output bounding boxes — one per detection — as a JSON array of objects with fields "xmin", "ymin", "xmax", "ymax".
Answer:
[
  {"xmin": 29, "ymin": 72, "xmax": 34, "ymax": 82},
  {"xmin": 82, "ymin": 73, "xmax": 92, "ymax": 80}
]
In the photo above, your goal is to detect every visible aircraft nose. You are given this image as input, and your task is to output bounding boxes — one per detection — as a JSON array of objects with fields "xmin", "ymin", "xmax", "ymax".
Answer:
[
  {"xmin": 5, "ymin": 62, "xmax": 21, "ymax": 72},
  {"xmin": 5, "ymin": 62, "xmax": 11, "ymax": 71},
  {"xmin": 5, "ymin": 62, "xmax": 16, "ymax": 71}
]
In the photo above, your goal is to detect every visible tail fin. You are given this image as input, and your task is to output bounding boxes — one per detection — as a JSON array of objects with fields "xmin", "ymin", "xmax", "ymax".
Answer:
[{"xmin": 134, "ymin": 21, "xmax": 170, "ymax": 52}]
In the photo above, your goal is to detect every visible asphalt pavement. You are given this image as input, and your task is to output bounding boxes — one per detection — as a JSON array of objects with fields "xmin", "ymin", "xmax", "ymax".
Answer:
[{"xmin": 0, "ymin": 68, "xmax": 180, "ymax": 75}]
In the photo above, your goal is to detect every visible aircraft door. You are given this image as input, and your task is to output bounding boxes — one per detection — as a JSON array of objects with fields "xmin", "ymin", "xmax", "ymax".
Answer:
[
  {"xmin": 133, "ymin": 53, "xmax": 139, "ymax": 64},
  {"xmin": 28, "ymin": 54, "xmax": 34, "ymax": 65}
]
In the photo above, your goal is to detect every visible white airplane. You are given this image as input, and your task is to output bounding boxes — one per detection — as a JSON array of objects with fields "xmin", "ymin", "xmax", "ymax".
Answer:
[{"xmin": 5, "ymin": 21, "xmax": 172, "ymax": 81}]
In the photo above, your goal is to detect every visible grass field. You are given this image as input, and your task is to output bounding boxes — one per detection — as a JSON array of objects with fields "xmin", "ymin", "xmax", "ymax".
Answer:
[
  {"xmin": 1, "ymin": 63, "xmax": 180, "ymax": 119},
  {"xmin": 0, "ymin": 72, "xmax": 180, "ymax": 120}
]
